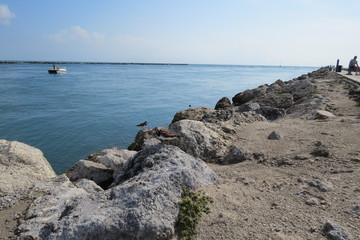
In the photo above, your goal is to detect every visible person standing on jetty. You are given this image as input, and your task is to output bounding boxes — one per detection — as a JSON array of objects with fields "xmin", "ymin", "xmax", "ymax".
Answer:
[{"xmin": 347, "ymin": 56, "xmax": 359, "ymax": 75}]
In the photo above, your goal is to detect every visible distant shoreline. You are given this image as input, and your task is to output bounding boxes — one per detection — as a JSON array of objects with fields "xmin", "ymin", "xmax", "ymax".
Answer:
[{"xmin": 0, "ymin": 61, "xmax": 188, "ymax": 66}]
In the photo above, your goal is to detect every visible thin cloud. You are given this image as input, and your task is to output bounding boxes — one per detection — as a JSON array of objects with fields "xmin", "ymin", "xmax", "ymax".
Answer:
[
  {"xmin": 0, "ymin": 4, "xmax": 15, "ymax": 26},
  {"xmin": 44, "ymin": 26, "xmax": 105, "ymax": 43}
]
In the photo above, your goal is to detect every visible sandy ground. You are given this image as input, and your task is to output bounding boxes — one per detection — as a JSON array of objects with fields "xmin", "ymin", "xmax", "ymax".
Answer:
[
  {"xmin": 1, "ymin": 72, "xmax": 359, "ymax": 239},
  {"xmin": 196, "ymin": 76, "xmax": 360, "ymax": 239}
]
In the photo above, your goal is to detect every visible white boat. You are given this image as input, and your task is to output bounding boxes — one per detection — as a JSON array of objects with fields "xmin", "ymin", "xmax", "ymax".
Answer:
[{"xmin": 48, "ymin": 65, "xmax": 66, "ymax": 74}]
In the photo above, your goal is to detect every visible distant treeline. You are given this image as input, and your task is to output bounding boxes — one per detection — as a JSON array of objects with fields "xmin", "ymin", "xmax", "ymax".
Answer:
[{"xmin": 0, "ymin": 61, "xmax": 188, "ymax": 66}]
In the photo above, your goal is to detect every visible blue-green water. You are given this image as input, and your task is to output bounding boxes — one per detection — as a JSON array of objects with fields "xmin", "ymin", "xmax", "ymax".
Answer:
[{"xmin": 0, "ymin": 63, "xmax": 318, "ymax": 174}]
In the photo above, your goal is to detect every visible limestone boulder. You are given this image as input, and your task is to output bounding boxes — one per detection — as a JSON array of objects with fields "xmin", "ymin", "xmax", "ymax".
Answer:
[
  {"xmin": 202, "ymin": 108, "xmax": 266, "ymax": 125},
  {"xmin": 86, "ymin": 147, "xmax": 136, "ymax": 177},
  {"xmin": 128, "ymin": 128, "xmax": 158, "ymax": 151},
  {"xmin": 286, "ymin": 94, "xmax": 332, "ymax": 118},
  {"xmin": 18, "ymin": 144, "xmax": 220, "ymax": 240},
  {"xmin": 169, "ymin": 120, "xmax": 231, "ymax": 163},
  {"xmin": 310, "ymin": 110, "xmax": 336, "ymax": 120},
  {"xmin": 171, "ymin": 107, "xmax": 214, "ymax": 123},
  {"xmin": 67, "ymin": 160, "xmax": 113, "ymax": 189},
  {"xmin": 231, "ymin": 79, "xmax": 317, "ymax": 112},
  {"xmin": 0, "ymin": 139, "xmax": 56, "ymax": 195}
]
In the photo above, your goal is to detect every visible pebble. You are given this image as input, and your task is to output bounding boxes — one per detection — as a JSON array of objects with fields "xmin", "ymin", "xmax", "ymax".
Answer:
[
  {"xmin": 294, "ymin": 154, "xmax": 309, "ymax": 160},
  {"xmin": 305, "ymin": 198, "xmax": 319, "ymax": 205}
]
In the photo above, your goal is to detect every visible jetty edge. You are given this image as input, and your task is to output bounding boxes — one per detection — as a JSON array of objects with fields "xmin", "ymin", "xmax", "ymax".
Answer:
[{"xmin": 0, "ymin": 67, "xmax": 359, "ymax": 239}]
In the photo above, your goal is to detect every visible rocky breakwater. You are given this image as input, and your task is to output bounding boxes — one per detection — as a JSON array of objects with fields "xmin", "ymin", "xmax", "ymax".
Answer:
[
  {"xmin": 2, "ymin": 66, "xmax": 359, "ymax": 239},
  {"xmin": 128, "ymin": 67, "xmax": 330, "ymax": 165},
  {"xmin": 15, "ymin": 143, "xmax": 219, "ymax": 239}
]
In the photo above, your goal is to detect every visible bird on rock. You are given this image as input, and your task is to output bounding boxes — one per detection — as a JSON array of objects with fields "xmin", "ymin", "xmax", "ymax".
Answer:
[{"xmin": 136, "ymin": 121, "xmax": 148, "ymax": 129}]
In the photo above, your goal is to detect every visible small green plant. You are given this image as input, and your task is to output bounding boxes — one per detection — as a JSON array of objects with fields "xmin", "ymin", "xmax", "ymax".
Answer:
[
  {"xmin": 355, "ymin": 102, "xmax": 360, "ymax": 107},
  {"xmin": 343, "ymin": 84, "xmax": 352, "ymax": 90},
  {"xmin": 310, "ymin": 89, "xmax": 320, "ymax": 94},
  {"xmin": 325, "ymin": 104, "xmax": 334, "ymax": 111},
  {"xmin": 176, "ymin": 188, "xmax": 213, "ymax": 240}
]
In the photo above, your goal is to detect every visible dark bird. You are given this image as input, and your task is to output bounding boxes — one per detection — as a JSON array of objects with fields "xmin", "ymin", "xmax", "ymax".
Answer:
[{"xmin": 136, "ymin": 121, "xmax": 148, "ymax": 129}]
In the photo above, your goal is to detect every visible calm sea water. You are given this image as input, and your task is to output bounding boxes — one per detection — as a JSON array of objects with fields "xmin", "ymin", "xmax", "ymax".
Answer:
[{"xmin": 0, "ymin": 63, "xmax": 318, "ymax": 174}]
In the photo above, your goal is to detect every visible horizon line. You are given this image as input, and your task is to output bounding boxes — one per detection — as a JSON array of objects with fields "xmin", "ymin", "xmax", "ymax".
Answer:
[{"xmin": 0, "ymin": 60, "xmax": 320, "ymax": 68}]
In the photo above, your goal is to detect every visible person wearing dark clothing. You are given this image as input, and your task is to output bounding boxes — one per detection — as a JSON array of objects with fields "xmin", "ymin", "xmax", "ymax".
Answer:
[{"xmin": 347, "ymin": 56, "xmax": 359, "ymax": 75}]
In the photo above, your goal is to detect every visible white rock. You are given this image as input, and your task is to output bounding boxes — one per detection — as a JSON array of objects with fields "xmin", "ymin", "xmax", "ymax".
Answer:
[{"xmin": 0, "ymin": 139, "xmax": 56, "ymax": 195}]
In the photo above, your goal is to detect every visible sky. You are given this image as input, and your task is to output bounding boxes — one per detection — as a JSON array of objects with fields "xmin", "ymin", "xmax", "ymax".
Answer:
[{"xmin": 1, "ymin": 0, "xmax": 359, "ymax": 66}]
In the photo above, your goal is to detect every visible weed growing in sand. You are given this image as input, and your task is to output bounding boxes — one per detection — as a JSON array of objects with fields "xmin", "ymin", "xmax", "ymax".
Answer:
[
  {"xmin": 310, "ymin": 90, "xmax": 320, "ymax": 94},
  {"xmin": 343, "ymin": 84, "xmax": 352, "ymax": 90},
  {"xmin": 325, "ymin": 104, "xmax": 334, "ymax": 111},
  {"xmin": 176, "ymin": 188, "xmax": 213, "ymax": 240}
]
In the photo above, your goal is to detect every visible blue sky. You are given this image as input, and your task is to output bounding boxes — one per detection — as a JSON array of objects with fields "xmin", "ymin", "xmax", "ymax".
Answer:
[{"xmin": 1, "ymin": 0, "xmax": 359, "ymax": 66}]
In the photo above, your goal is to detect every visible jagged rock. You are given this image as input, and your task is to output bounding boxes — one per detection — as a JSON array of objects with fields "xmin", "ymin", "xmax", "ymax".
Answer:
[
  {"xmin": 86, "ymin": 147, "xmax": 136, "ymax": 177},
  {"xmin": 311, "ymin": 110, "xmax": 336, "ymax": 120},
  {"xmin": 232, "ymin": 79, "xmax": 316, "ymax": 110},
  {"xmin": 0, "ymin": 188, "xmax": 31, "ymax": 209},
  {"xmin": 345, "ymin": 206, "xmax": 360, "ymax": 216},
  {"xmin": 128, "ymin": 127, "xmax": 182, "ymax": 151},
  {"xmin": 67, "ymin": 160, "xmax": 113, "ymax": 189},
  {"xmin": 266, "ymin": 79, "xmax": 285, "ymax": 93},
  {"xmin": 75, "ymin": 179, "xmax": 103, "ymax": 193},
  {"xmin": 268, "ymin": 131, "xmax": 284, "ymax": 140},
  {"xmin": 128, "ymin": 128, "xmax": 159, "ymax": 151},
  {"xmin": 256, "ymin": 93, "xmax": 294, "ymax": 109},
  {"xmin": 281, "ymin": 79, "xmax": 317, "ymax": 101},
  {"xmin": 297, "ymin": 74, "xmax": 308, "ymax": 80},
  {"xmin": 18, "ymin": 144, "xmax": 219, "ymax": 240},
  {"xmin": 311, "ymin": 147, "xmax": 330, "ymax": 157},
  {"xmin": 308, "ymin": 67, "xmax": 329, "ymax": 79},
  {"xmin": 143, "ymin": 138, "xmax": 162, "ymax": 148},
  {"xmin": 169, "ymin": 120, "xmax": 231, "ymax": 163},
  {"xmin": 305, "ymin": 198, "xmax": 319, "ymax": 206},
  {"xmin": 256, "ymin": 106, "xmax": 286, "ymax": 121},
  {"xmin": 215, "ymin": 97, "xmax": 232, "ymax": 110},
  {"xmin": 322, "ymin": 221, "xmax": 351, "ymax": 240},
  {"xmin": 232, "ymin": 85, "xmax": 268, "ymax": 106},
  {"xmin": 235, "ymin": 102, "xmax": 261, "ymax": 112},
  {"xmin": 286, "ymin": 94, "xmax": 331, "ymax": 118},
  {"xmin": 275, "ymin": 158, "xmax": 292, "ymax": 166},
  {"xmin": 202, "ymin": 109, "xmax": 266, "ymax": 126},
  {"xmin": 348, "ymin": 88, "xmax": 360, "ymax": 102},
  {"xmin": 0, "ymin": 139, "xmax": 56, "ymax": 195},
  {"xmin": 308, "ymin": 178, "xmax": 334, "ymax": 192},
  {"xmin": 203, "ymin": 108, "xmax": 235, "ymax": 123},
  {"xmin": 223, "ymin": 147, "xmax": 252, "ymax": 164},
  {"xmin": 171, "ymin": 107, "xmax": 214, "ymax": 123},
  {"xmin": 233, "ymin": 111, "xmax": 267, "ymax": 124}
]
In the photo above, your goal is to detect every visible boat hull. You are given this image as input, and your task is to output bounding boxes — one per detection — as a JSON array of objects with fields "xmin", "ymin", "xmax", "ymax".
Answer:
[{"xmin": 48, "ymin": 68, "xmax": 66, "ymax": 74}]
